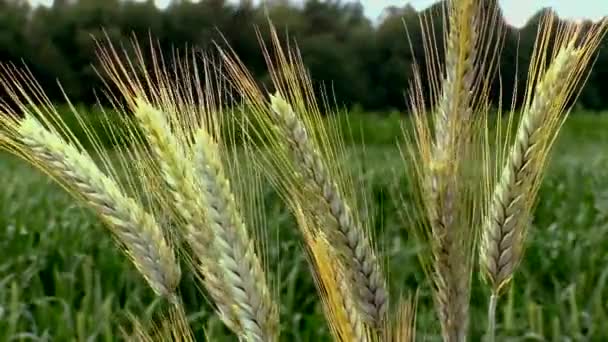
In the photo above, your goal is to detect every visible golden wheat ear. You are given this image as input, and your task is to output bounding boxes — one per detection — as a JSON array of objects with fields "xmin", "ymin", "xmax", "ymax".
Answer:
[
  {"xmin": 296, "ymin": 205, "xmax": 374, "ymax": 342},
  {"xmin": 401, "ymin": 1, "xmax": 503, "ymax": 340},
  {"xmin": 94, "ymin": 38, "xmax": 279, "ymax": 341},
  {"xmin": 480, "ymin": 15, "xmax": 608, "ymax": 340},
  {"xmin": 217, "ymin": 22, "xmax": 389, "ymax": 335},
  {"xmin": 0, "ymin": 64, "xmax": 181, "ymax": 300}
]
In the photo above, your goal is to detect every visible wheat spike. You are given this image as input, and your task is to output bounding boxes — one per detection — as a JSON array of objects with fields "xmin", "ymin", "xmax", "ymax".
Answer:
[
  {"xmin": 299, "ymin": 209, "xmax": 371, "ymax": 342},
  {"xmin": 433, "ymin": 0, "xmax": 478, "ymax": 152},
  {"xmin": 216, "ymin": 23, "xmax": 388, "ymax": 331},
  {"xmin": 192, "ymin": 128, "xmax": 278, "ymax": 341},
  {"xmin": 131, "ymin": 99, "xmax": 243, "ymax": 332},
  {"xmin": 92, "ymin": 39, "xmax": 246, "ymax": 331},
  {"xmin": 16, "ymin": 115, "xmax": 180, "ymax": 298},
  {"xmin": 270, "ymin": 93, "xmax": 387, "ymax": 327},
  {"xmin": 482, "ymin": 17, "xmax": 608, "ymax": 294},
  {"xmin": 481, "ymin": 45, "xmax": 580, "ymax": 292},
  {"xmin": 133, "ymin": 99, "xmax": 277, "ymax": 341},
  {"xmin": 480, "ymin": 17, "xmax": 608, "ymax": 341},
  {"xmin": 93, "ymin": 37, "xmax": 279, "ymax": 339},
  {"xmin": 419, "ymin": 1, "xmax": 481, "ymax": 340}
]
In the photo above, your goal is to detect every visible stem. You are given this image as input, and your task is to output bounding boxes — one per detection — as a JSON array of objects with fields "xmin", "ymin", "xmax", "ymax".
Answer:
[{"xmin": 487, "ymin": 292, "xmax": 498, "ymax": 342}]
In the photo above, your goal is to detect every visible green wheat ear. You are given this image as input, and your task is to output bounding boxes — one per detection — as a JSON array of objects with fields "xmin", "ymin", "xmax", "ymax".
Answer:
[
  {"xmin": 0, "ymin": 65, "xmax": 182, "ymax": 302},
  {"xmin": 93, "ymin": 38, "xmax": 279, "ymax": 341}
]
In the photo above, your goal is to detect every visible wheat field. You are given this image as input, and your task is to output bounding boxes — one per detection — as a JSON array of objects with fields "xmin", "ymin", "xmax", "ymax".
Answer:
[
  {"xmin": 2, "ymin": 1, "xmax": 608, "ymax": 341},
  {"xmin": 2, "ymin": 113, "xmax": 608, "ymax": 340}
]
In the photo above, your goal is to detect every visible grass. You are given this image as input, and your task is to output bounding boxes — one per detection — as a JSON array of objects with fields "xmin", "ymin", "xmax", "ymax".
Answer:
[{"xmin": 1, "ymin": 111, "xmax": 608, "ymax": 340}]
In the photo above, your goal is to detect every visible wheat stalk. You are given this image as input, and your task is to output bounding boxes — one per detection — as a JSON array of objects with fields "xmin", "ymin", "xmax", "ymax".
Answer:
[{"xmin": 16, "ymin": 115, "xmax": 181, "ymax": 299}]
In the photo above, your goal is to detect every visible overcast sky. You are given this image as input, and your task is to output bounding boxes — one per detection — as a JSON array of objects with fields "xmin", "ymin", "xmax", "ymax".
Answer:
[{"xmin": 28, "ymin": 0, "xmax": 608, "ymax": 28}]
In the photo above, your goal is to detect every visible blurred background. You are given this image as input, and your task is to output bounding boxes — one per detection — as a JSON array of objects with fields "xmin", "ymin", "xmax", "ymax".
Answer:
[{"xmin": 1, "ymin": 0, "xmax": 607, "ymax": 112}]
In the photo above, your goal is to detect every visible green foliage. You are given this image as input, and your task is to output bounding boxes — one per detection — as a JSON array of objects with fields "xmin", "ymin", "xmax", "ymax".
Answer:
[
  {"xmin": 36, "ymin": 105, "xmax": 407, "ymax": 150},
  {"xmin": 1, "ymin": 0, "xmax": 607, "ymax": 111},
  {"xmin": 2, "ymin": 111, "xmax": 608, "ymax": 340},
  {"xmin": 50, "ymin": 104, "xmax": 141, "ymax": 150}
]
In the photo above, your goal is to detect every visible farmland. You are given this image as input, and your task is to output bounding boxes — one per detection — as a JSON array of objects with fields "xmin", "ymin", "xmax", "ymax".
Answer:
[{"xmin": 1, "ymin": 111, "xmax": 608, "ymax": 341}]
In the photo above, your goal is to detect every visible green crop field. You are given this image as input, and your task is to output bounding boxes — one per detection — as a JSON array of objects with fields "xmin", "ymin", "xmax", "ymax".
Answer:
[{"xmin": 1, "ymin": 111, "xmax": 608, "ymax": 341}]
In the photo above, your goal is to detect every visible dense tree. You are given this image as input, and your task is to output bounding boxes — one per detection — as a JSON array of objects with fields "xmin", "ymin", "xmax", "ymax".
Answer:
[{"xmin": 0, "ymin": 0, "xmax": 606, "ymax": 112}]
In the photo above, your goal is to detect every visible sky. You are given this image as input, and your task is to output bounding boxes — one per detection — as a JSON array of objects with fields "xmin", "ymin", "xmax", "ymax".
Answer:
[{"xmin": 27, "ymin": 0, "xmax": 608, "ymax": 28}]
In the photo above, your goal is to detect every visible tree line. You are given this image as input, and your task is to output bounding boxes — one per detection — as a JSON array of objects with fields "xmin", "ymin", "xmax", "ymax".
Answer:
[{"xmin": 1, "ymin": 0, "xmax": 607, "ymax": 112}]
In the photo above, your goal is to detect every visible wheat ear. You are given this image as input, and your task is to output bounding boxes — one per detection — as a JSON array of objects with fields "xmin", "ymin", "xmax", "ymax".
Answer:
[
  {"xmin": 270, "ymin": 93, "xmax": 387, "ymax": 327},
  {"xmin": 299, "ymin": 211, "xmax": 370, "ymax": 342},
  {"xmin": 192, "ymin": 128, "xmax": 278, "ymax": 341},
  {"xmin": 16, "ymin": 116, "xmax": 180, "ymax": 299},
  {"xmin": 93, "ymin": 40, "xmax": 244, "ymax": 331},
  {"xmin": 133, "ymin": 100, "xmax": 277, "ymax": 341},
  {"xmin": 424, "ymin": 1, "xmax": 479, "ymax": 340},
  {"xmin": 478, "ymin": 14, "xmax": 608, "ymax": 340},
  {"xmin": 131, "ymin": 99, "xmax": 241, "ymax": 332},
  {"xmin": 481, "ymin": 45, "xmax": 581, "ymax": 294},
  {"xmin": 433, "ymin": 0, "xmax": 478, "ymax": 151}
]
